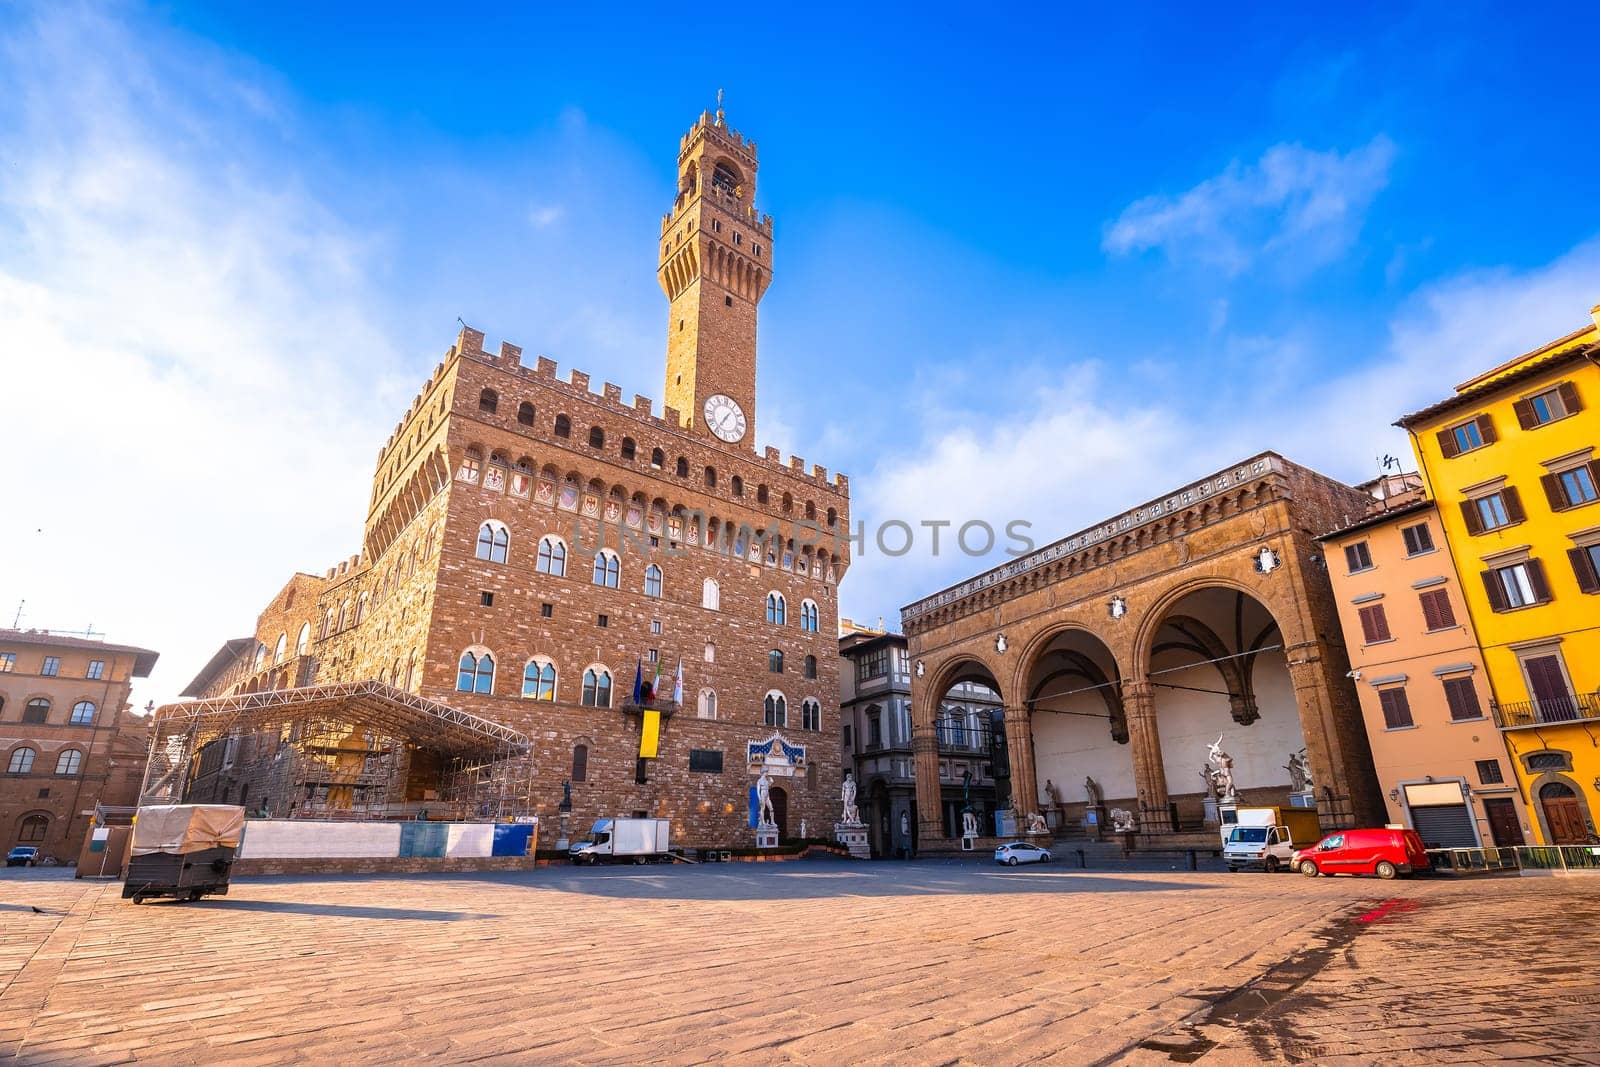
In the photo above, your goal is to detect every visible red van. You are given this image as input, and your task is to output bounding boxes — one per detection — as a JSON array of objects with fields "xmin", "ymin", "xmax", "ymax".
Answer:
[{"xmin": 1292, "ymin": 827, "xmax": 1430, "ymax": 879}]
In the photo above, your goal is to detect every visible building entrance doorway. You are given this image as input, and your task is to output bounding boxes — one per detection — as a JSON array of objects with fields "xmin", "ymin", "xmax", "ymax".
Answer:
[
  {"xmin": 1482, "ymin": 797, "xmax": 1525, "ymax": 847},
  {"xmin": 1540, "ymin": 782, "xmax": 1588, "ymax": 844}
]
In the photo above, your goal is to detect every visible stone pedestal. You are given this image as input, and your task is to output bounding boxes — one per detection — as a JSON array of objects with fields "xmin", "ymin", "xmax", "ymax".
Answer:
[
  {"xmin": 1202, "ymin": 797, "xmax": 1220, "ymax": 826},
  {"xmin": 755, "ymin": 823, "xmax": 778, "ymax": 849},
  {"xmin": 994, "ymin": 810, "xmax": 1018, "ymax": 838},
  {"xmin": 556, "ymin": 811, "xmax": 571, "ymax": 851},
  {"xmin": 835, "ymin": 822, "xmax": 870, "ymax": 859},
  {"xmin": 961, "ymin": 835, "xmax": 975, "ymax": 852},
  {"xmin": 1084, "ymin": 805, "xmax": 1105, "ymax": 841}
]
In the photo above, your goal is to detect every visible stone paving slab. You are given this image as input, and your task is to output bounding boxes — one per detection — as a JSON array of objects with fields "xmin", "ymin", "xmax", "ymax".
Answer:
[{"xmin": 1, "ymin": 862, "xmax": 1597, "ymax": 1063}]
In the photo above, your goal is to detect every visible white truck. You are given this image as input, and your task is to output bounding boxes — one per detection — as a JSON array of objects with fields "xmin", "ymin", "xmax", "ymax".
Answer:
[
  {"xmin": 1222, "ymin": 806, "xmax": 1322, "ymax": 873},
  {"xmin": 569, "ymin": 818, "xmax": 672, "ymax": 865}
]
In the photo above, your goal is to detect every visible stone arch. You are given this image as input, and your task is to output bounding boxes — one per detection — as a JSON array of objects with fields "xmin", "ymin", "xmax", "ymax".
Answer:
[{"xmin": 1129, "ymin": 572, "xmax": 1307, "ymax": 679}]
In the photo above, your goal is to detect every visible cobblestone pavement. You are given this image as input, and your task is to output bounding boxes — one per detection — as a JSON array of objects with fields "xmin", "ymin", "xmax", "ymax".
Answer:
[{"xmin": 2, "ymin": 861, "xmax": 1596, "ymax": 1064}]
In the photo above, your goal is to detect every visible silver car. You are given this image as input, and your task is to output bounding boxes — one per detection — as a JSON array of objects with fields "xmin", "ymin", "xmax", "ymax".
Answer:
[{"xmin": 994, "ymin": 841, "xmax": 1052, "ymax": 866}]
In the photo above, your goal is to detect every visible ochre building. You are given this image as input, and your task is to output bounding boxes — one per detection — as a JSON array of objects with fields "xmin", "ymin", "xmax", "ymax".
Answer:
[
  {"xmin": 1397, "ymin": 304, "xmax": 1600, "ymax": 845},
  {"xmin": 902, "ymin": 453, "xmax": 1383, "ymax": 846},
  {"xmin": 181, "ymin": 106, "xmax": 850, "ymax": 848},
  {"xmin": 1, "ymin": 629, "xmax": 157, "ymax": 860}
]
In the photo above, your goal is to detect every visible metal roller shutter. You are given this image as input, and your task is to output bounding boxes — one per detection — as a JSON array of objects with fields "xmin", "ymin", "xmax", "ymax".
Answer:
[{"xmin": 1410, "ymin": 804, "xmax": 1476, "ymax": 849}]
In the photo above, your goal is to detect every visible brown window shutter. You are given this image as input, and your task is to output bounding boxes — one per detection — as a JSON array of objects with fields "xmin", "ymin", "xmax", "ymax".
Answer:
[
  {"xmin": 1503, "ymin": 486, "xmax": 1526, "ymax": 523},
  {"xmin": 1570, "ymin": 547, "xmax": 1600, "ymax": 595},
  {"xmin": 1526, "ymin": 558, "xmax": 1552, "ymax": 602},
  {"xmin": 1358, "ymin": 606, "xmax": 1378, "ymax": 644},
  {"xmin": 1541, "ymin": 472, "xmax": 1568, "ymax": 510},
  {"xmin": 1437, "ymin": 428, "xmax": 1460, "ymax": 459},
  {"xmin": 1558, "ymin": 381, "xmax": 1582, "ymax": 415},
  {"xmin": 1481, "ymin": 569, "xmax": 1509, "ymax": 612},
  {"xmin": 1460, "ymin": 499, "xmax": 1484, "ymax": 535},
  {"xmin": 1372, "ymin": 604, "xmax": 1391, "ymax": 641},
  {"xmin": 1477, "ymin": 414, "xmax": 1497, "ymax": 443},
  {"xmin": 1419, "ymin": 591, "xmax": 1441, "ymax": 631},
  {"xmin": 1588, "ymin": 460, "xmax": 1600, "ymax": 488},
  {"xmin": 1431, "ymin": 589, "xmax": 1456, "ymax": 628},
  {"xmin": 1513, "ymin": 397, "xmax": 1539, "ymax": 429}
]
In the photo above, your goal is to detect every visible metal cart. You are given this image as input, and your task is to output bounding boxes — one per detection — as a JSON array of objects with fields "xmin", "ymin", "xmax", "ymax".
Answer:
[{"xmin": 122, "ymin": 805, "xmax": 245, "ymax": 904}]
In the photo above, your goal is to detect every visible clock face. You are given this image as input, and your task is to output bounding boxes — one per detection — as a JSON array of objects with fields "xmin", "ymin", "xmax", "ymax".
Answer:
[{"xmin": 703, "ymin": 394, "xmax": 747, "ymax": 443}]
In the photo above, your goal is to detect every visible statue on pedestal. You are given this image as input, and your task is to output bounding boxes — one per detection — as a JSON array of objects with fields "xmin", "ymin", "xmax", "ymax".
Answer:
[
  {"xmin": 1045, "ymin": 778, "xmax": 1065, "ymax": 812},
  {"xmin": 840, "ymin": 772, "xmax": 861, "ymax": 825},
  {"xmin": 961, "ymin": 809, "xmax": 978, "ymax": 839},
  {"xmin": 756, "ymin": 768, "xmax": 776, "ymax": 828},
  {"xmin": 1025, "ymin": 811, "xmax": 1048, "ymax": 834},
  {"xmin": 1285, "ymin": 749, "xmax": 1312, "ymax": 793},
  {"xmin": 1206, "ymin": 735, "xmax": 1236, "ymax": 800},
  {"xmin": 1084, "ymin": 776, "xmax": 1104, "ymax": 808}
]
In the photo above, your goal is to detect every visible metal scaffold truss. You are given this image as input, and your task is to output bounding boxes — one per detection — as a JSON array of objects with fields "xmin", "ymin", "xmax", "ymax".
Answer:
[{"xmin": 140, "ymin": 680, "xmax": 533, "ymax": 821}]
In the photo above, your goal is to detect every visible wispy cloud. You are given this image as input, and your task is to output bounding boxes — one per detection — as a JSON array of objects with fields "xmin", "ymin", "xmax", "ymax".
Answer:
[
  {"xmin": 1102, "ymin": 137, "xmax": 1396, "ymax": 276},
  {"xmin": 843, "ymin": 237, "xmax": 1600, "ymax": 621},
  {"xmin": 0, "ymin": 6, "xmax": 406, "ymax": 705}
]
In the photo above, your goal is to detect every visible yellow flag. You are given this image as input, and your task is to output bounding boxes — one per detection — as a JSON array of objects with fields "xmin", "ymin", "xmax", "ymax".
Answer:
[{"xmin": 640, "ymin": 709, "xmax": 661, "ymax": 759}]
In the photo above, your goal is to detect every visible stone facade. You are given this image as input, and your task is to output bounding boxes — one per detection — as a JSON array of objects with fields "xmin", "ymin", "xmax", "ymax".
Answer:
[
  {"xmin": 0, "ymin": 630, "xmax": 158, "ymax": 860},
  {"xmin": 181, "ymin": 107, "xmax": 851, "ymax": 849},
  {"xmin": 902, "ymin": 452, "xmax": 1383, "ymax": 844}
]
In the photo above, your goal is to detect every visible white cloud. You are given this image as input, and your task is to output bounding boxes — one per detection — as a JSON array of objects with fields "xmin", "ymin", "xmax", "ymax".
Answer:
[
  {"xmin": 528, "ymin": 203, "xmax": 565, "ymax": 228},
  {"xmin": 1102, "ymin": 137, "xmax": 1396, "ymax": 275},
  {"xmin": 841, "ymin": 238, "xmax": 1600, "ymax": 625},
  {"xmin": 0, "ymin": 7, "xmax": 406, "ymax": 708}
]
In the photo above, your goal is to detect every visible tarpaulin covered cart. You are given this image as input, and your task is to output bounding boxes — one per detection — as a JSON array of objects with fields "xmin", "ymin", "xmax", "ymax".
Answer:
[{"xmin": 122, "ymin": 805, "xmax": 245, "ymax": 903}]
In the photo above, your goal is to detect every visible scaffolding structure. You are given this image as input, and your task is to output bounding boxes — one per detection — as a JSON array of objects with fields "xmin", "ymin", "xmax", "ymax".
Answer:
[{"xmin": 142, "ymin": 680, "xmax": 533, "ymax": 821}]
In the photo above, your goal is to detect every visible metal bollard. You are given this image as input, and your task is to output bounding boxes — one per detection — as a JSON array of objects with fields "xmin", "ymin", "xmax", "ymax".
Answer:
[
  {"xmin": 1186, "ymin": 849, "xmax": 1198, "ymax": 871},
  {"xmin": 1076, "ymin": 848, "xmax": 1086, "ymax": 869}
]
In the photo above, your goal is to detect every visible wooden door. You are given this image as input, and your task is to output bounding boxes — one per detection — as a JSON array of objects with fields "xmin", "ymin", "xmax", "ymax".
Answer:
[
  {"xmin": 1541, "ymin": 784, "xmax": 1588, "ymax": 844},
  {"xmin": 1483, "ymin": 798, "xmax": 1525, "ymax": 847},
  {"xmin": 770, "ymin": 785, "xmax": 789, "ymax": 840}
]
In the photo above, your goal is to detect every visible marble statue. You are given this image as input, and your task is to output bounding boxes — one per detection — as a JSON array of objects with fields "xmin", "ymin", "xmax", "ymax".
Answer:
[
  {"xmin": 1285, "ymin": 748, "xmax": 1313, "ymax": 793},
  {"xmin": 1025, "ymin": 811, "xmax": 1048, "ymax": 834},
  {"xmin": 840, "ymin": 772, "xmax": 861, "ymax": 825},
  {"xmin": 799, "ymin": 819, "xmax": 807, "ymax": 839},
  {"xmin": 1206, "ymin": 735, "xmax": 1236, "ymax": 799},
  {"xmin": 1199, "ymin": 766, "xmax": 1219, "ymax": 800},
  {"xmin": 1109, "ymin": 807, "xmax": 1137, "ymax": 832},
  {"xmin": 1084, "ymin": 775, "xmax": 1104, "ymax": 808},
  {"xmin": 756, "ymin": 769, "xmax": 776, "ymax": 828},
  {"xmin": 961, "ymin": 809, "xmax": 979, "ymax": 839},
  {"xmin": 1045, "ymin": 778, "xmax": 1065, "ymax": 811}
]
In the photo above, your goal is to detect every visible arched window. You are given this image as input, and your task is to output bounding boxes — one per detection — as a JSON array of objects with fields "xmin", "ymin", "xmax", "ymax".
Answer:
[
  {"xmin": 337, "ymin": 601, "xmax": 350, "ymax": 631},
  {"xmin": 322, "ymin": 608, "xmax": 336, "ymax": 640},
  {"xmin": 704, "ymin": 642, "xmax": 715, "ymax": 663},
  {"xmin": 70, "ymin": 701, "xmax": 96, "ymax": 725},
  {"xmin": 354, "ymin": 592, "xmax": 369, "ymax": 625},
  {"xmin": 768, "ymin": 649, "xmax": 784, "ymax": 674},
  {"xmin": 621, "ymin": 437, "xmax": 637, "ymax": 461},
  {"xmin": 554, "ymin": 414, "xmax": 571, "ymax": 438},
  {"xmin": 55, "ymin": 749, "xmax": 82, "ymax": 776},
  {"xmin": 731, "ymin": 475, "xmax": 744, "ymax": 497},
  {"xmin": 712, "ymin": 160, "xmax": 741, "ymax": 193},
  {"xmin": 698, "ymin": 688, "xmax": 718, "ymax": 720},
  {"xmin": 589, "ymin": 426, "xmax": 605, "ymax": 449},
  {"xmin": 273, "ymin": 633, "xmax": 288, "ymax": 664},
  {"xmin": 522, "ymin": 658, "xmax": 557, "ymax": 701},
  {"xmin": 766, "ymin": 592, "xmax": 786, "ymax": 625},
  {"xmin": 572, "ymin": 744, "xmax": 589, "ymax": 782},
  {"xmin": 296, "ymin": 622, "xmax": 311, "ymax": 656},
  {"xmin": 19, "ymin": 813, "xmax": 48, "ymax": 842},
  {"xmin": 476, "ymin": 520, "xmax": 510, "ymax": 563},
  {"xmin": 404, "ymin": 649, "xmax": 417, "ymax": 690},
  {"xmin": 801, "ymin": 698, "xmax": 821, "ymax": 731},
  {"xmin": 800, "ymin": 599, "xmax": 820, "ymax": 633},
  {"xmin": 318, "ymin": 610, "xmax": 330, "ymax": 641},
  {"xmin": 517, "ymin": 401, "xmax": 535, "ymax": 426},
  {"xmin": 8, "ymin": 747, "xmax": 36, "ymax": 774},
  {"xmin": 764, "ymin": 692, "xmax": 787, "ymax": 728},
  {"xmin": 757, "ymin": 484, "xmax": 769, "ymax": 504},
  {"xmin": 704, "ymin": 466, "xmax": 717, "ymax": 488},
  {"xmin": 702, "ymin": 578, "xmax": 720, "ymax": 610},
  {"xmin": 650, "ymin": 447, "xmax": 665, "ymax": 469},
  {"xmin": 536, "ymin": 536, "xmax": 567, "ymax": 576},
  {"xmin": 644, "ymin": 564, "xmax": 663, "ymax": 598},
  {"xmin": 478, "ymin": 388, "xmax": 499, "ymax": 414},
  {"xmin": 22, "ymin": 699, "xmax": 50, "ymax": 724},
  {"xmin": 457, "ymin": 651, "xmax": 494, "ymax": 694},
  {"xmin": 592, "ymin": 549, "xmax": 620, "ymax": 588},
  {"xmin": 582, "ymin": 667, "xmax": 612, "ymax": 707},
  {"xmin": 675, "ymin": 456, "xmax": 689, "ymax": 478},
  {"xmin": 827, "ymin": 507, "xmax": 837, "ymax": 527},
  {"xmin": 804, "ymin": 655, "xmax": 817, "ymax": 680}
]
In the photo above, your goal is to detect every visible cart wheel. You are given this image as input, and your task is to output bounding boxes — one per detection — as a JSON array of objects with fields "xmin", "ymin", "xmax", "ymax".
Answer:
[
  {"xmin": 131, "ymin": 894, "xmax": 144, "ymax": 904},
  {"xmin": 187, "ymin": 889, "xmax": 204, "ymax": 902}
]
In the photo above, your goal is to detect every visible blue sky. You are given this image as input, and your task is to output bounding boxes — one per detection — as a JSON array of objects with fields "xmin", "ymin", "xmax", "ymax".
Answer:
[{"xmin": 2, "ymin": 2, "xmax": 1598, "ymax": 704}]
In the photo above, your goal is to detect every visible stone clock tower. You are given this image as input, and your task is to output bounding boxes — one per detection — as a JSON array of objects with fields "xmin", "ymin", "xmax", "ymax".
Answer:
[{"xmin": 657, "ymin": 98, "xmax": 771, "ymax": 447}]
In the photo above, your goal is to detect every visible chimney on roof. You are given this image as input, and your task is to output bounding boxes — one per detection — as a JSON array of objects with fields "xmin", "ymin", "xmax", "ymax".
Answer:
[{"xmin": 1591, "ymin": 302, "xmax": 1600, "ymax": 330}]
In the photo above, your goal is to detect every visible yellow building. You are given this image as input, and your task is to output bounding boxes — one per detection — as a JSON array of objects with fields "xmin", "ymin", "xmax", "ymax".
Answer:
[{"xmin": 1398, "ymin": 303, "xmax": 1600, "ymax": 845}]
